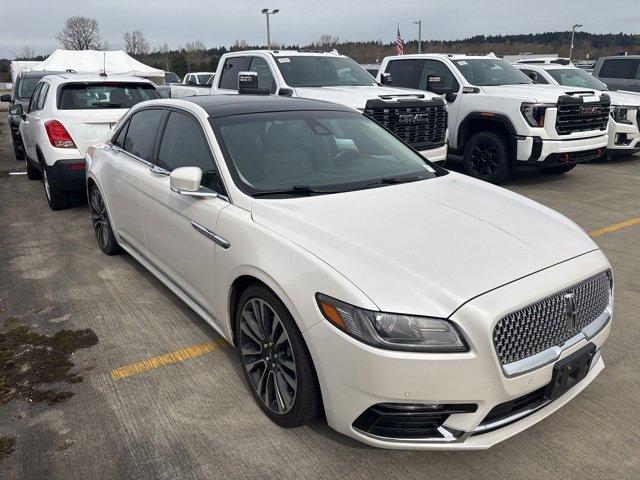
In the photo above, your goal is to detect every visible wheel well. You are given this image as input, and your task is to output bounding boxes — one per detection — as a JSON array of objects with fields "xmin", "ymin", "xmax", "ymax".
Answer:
[
  {"xmin": 458, "ymin": 117, "xmax": 515, "ymax": 159},
  {"xmin": 228, "ymin": 275, "xmax": 268, "ymax": 345},
  {"xmin": 86, "ymin": 177, "xmax": 96, "ymax": 197}
]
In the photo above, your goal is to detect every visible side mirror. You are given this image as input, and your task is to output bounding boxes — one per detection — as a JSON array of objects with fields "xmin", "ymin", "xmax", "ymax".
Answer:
[
  {"xmin": 1, "ymin": 93, "xmax": 11, "ymax": 102},
  {"xmin": 426, "ymin": 75, "xmax": 457, "ymax": 102},
  {"xmin": 380, "ymin": 72, "xmax": 392, "ymax": 85},
  {"xmin": 238, "ymin": 71, "xmax": 270, "ymax": 95},
  {"xmin": 170, "ymin": 167, "xmax": 218, "ymax": 198},
  {"xmin": 9, "ymin": 104, "xmax": 24, "ymax": 117}
]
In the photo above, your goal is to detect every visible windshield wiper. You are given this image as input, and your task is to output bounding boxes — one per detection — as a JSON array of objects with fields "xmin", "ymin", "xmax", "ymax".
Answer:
[
  {"xmin": 251, "ymin": 185, "xmax": 337, "ymax": 197},
  {"xmin": 380, "ymin": 175, "xmax": 426, "ymax": 184}
]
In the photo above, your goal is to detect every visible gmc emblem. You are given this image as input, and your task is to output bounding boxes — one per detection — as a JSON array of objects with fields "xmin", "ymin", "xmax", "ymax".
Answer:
[
  {"xmin": 581, "ymin": 106, "xmax": 602, "ymax": 115},
  {"xmin": 398, "ymin": 113, "xmax": 429, "ymax": 124}
]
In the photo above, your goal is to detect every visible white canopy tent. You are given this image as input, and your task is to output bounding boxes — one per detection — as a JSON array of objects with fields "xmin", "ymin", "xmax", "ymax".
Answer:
[
  {"xmin": 10, "ymin": 61, "xmax": 41, "ymax": 84},
  {"xmin": 25, "ymin": 49, "xmax": 165, "ymax": 83}
]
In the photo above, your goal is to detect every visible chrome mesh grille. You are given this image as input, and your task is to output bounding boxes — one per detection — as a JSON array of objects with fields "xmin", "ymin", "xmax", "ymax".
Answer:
[{"xmin": 493, "ymin": 271, "xmax": 611, "ymax": 365}]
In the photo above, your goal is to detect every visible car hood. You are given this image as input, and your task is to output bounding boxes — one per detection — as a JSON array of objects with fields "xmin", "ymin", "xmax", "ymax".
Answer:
[
  {"xmin": 607, "ymin": 89, "xmax": 640, "ymax": 106},
  {"xmin": 481, "ymin": 84, "xmax": 599, "ymax": 103},
  {"xmin": 251, "ymin": 172, "xmax": 598, "ymax": 318},
  {"xmin": 293, "ymin": 85, "xmax": 433, "ymax": 110}
]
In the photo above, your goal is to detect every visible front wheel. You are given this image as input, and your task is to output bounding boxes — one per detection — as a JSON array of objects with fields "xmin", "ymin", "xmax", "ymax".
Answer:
[
  {"xmin": 235, "ymin": 285, "xmax": 321, "ymax": 428},
  {"xmin": 542, "ymin": 164, "xmax": 577, "ymax": 175},
  {"xmin": 11, "ymin": 133, "xmax": 25, "ymax": 161},
  {"xmin": 89, "ymin": 185, "xmax": 121, "ymax": 255},
  {"xmin": 463, "ymin": 131, "xmax": 511, "ymax": 184}
]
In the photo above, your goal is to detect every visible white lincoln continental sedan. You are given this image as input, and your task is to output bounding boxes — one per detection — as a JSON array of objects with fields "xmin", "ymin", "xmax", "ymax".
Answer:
[{"xmin": 85, "ymin": 95, "xmax": 613, "ymax": 450}]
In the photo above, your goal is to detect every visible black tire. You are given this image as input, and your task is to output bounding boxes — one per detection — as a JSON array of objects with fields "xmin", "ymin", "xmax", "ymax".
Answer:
[
  {"xmin": 89, "ymin": 185, "xmax": 121, "ymax": 255},
  {"xmin": 11, "ymin": 133, "xmax": 25, "ymax": 161},
  {"xmin": 235, "ymin": 284, "xmax": 321, "ymax": 428},
  {"xmin": 542, "ymin": 164, "xmax": 577, "ymax": 175},
  {"xmin": 25, "ymin": 157, "xmax": 42, "ymax": 180},
  {"xmin": 463, "ymin": 131, "xmax": 511, "ymax": 184},
  {"xmin": 40, "ymin": 157, "xmax": 70, "ymax": 211}
]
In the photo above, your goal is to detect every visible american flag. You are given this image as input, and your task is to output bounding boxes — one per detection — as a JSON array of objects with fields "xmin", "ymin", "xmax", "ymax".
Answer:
[{"xmin": 396, "ymin": 26, "xmax": 405, "ymax": 55}]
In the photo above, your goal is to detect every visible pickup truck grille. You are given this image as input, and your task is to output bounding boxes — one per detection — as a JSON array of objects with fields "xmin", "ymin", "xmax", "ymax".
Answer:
[
  {"xmin": 555, "ymin": 98, "xmax": 610, "ymax": 135},
  {"xmin": 493, "ymin": 270, "xmax": 611, "ymax": 366},
  {"xmin": 364, "ymin": 99, "xmax": 447, "ymax": 150}
]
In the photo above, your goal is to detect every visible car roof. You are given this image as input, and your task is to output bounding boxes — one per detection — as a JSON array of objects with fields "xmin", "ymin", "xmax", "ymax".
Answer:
[
  {"xmin": 42, "ymin": 74, "xmax": 155, "ymax": 84},
  {"xmin": 515, "ymin": 64, "xmax": 574, "ymax": 71},
  {"xmin": 19, "ymin": 70, "xmax": 65, "ymax": 78},
  {"xmin": 600, "ymin": 55, "xmax": 640, "ymax": 60},
  {"xmin": 384, "ymin": 54, "xmax": 499, "ymax": 61},
  {"xmin": 225, "ymin": 49, "xmax": 344, "ymax": 58},
  {"xmin": 182, "ymin": 94, "xmax": 355, "ymax": 118}
]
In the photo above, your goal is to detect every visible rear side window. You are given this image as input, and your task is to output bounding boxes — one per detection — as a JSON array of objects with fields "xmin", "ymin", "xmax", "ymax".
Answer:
[
  {"xmin": 599, "ymin": 59, "xmax": 640, "ymax": 79},
  {"xmin": 157, "ymin": 111, "xmax": 224, "ymax": 192},
  {"xmin": 58, "ymin": 83, "xmax": 159, "ymax": 110},
  {"xmin": 28, "ymin": 83, "xmax": 43, "ymax": 112},
  {"xmin": 219, "ymin": 57, "xmax": 250, "ymax": 90},
  {"xmin": 520, "ymin": 69, "xmax": 549, "ymax": 84},
  {"xmin": 122, "ymin": 109, "xmax": 165, "ymax": 160},
  {"xmin": 36, "ymin": 83, "xmax": 50, "ymax": 110},
  {"xmin": 386, "ymin": 60, "xmax": 422, "ymax": 88}
]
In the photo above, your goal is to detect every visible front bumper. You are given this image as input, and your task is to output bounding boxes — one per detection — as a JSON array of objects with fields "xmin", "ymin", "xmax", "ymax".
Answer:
[
  {"xmin": 607, "ymin": 115, "xmax": 640, "ymax": 154},
  {"xmin": 303, "ymin": 249, "xmax": 612, "ymax": 450},
  {"xmin": 515, "ymin": 134, "xmax": 608, "ymax": 166},
  {"xmin": 418, "ymin": 144, "xmax": 447, "ymax": 163}
]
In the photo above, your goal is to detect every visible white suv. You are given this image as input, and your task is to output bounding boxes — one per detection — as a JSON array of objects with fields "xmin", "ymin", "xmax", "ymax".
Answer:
[
  {"xmin": 516, "ymin": 63, "xmax": 640, "ymax": 157},
  {"xmin": 12, "ymin": 74, "xmax": 158, "ymax": 210},
  {"xmin": 86, "ymin": 95, "xmax": 612, "ymax": 450},
  {"xmin": 378, "ymin": 54, "xmax": 610, "ymax": 183}
]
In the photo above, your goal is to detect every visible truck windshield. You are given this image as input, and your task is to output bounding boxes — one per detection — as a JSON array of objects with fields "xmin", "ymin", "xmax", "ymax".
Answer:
[
  {"xmin": 211, "ymin": 110, "xmax": 442, "ymax": 197},
  {"xmin": 452, "ymin": 59, "xmax": 532, "ymax": 86},
  {"xmin": 547, "ymin": 68, "xmax": 608, "ymax": 90},
  {"xmin": 275, "ymin": 56, "xmax": 378, "ymax": 87},
  {"xmin": 17, "ymin": 77, "xmax": 41, "ymax": 100},
  {"xmin": 197, "ymin": 74, "xmax": 213, "ymax": 84},
  {"xmin": 165, "ymin": 72, "xmax": 180, "ymax": 83},
  {"xmin": 58, "ymin": 83, "xmax": 159, "ymax": 109}
]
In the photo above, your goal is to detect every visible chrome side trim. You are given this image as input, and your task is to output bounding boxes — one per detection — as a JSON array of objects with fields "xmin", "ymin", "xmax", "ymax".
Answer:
[
  {"xmin": 191, "ymin": 221, "xmax": 230, "ymax": 249},
  {"xmin": 473, "ymin": 401, "xmax": 550, "ymax": 434},
  {"xmin": 502, "ymin": 307, "xmax": 611, "ymax": 377}
]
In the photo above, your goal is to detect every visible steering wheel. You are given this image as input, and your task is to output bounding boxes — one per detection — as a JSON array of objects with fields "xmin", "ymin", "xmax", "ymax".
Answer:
[{"xmin": 331, "ymin": 149, "xmax": 362, "ymax": 168}]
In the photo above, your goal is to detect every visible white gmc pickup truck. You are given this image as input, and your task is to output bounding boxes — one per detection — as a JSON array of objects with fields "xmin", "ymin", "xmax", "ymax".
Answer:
[
  {"xmin": 187, "ymin": 50, "xmax": 448, "ymax": 162},
  {"xmin": 378, "ymin": 54, "xmax": 611, "ymax": 183}
]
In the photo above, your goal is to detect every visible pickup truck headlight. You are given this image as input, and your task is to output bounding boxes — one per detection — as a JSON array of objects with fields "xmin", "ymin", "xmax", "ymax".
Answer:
[
  {"xmin": 520, "ymin": 102, "xmax": 555, "ymax": 127},
  {"xmin": 316, "ymin": 293, "xmax": 468, "ymax": 352},
  {"xmin": 611, "ymin": 106, "xmax": 632, "ymax": 124}
]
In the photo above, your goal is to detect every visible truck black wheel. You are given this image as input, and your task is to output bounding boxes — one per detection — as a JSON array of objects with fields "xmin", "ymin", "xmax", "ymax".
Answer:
[{"xmin": 463, "ymin": 131, "xmax": 511, "ymax": 184}]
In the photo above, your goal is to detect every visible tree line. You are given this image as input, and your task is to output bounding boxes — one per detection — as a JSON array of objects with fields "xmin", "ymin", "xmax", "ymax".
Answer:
[{"xmin": 1, "ymin": 16, "xmax": 639, "ymax": 82}]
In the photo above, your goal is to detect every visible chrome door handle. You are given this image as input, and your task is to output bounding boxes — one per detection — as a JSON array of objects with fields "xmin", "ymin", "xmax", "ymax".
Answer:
[
  {"xmin": 191, "ymin": 221, "xmax": 230, "ymax": 249},
  {"xmin": 149, "ymin": 164, "xmax": 170, "ymax": 175}
]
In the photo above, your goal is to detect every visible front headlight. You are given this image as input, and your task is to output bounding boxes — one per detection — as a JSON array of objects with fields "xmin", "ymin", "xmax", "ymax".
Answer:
[
  {"xmin": 316, "ymin": 293, "xmax": 468, "ymax": 352},
  {"xmin": 520, "ymin": 102, "xmax": 555, "ymax": 127},
  {"xmin": 611, "ymin": 106, "xmax": 631, "ymax": 124}
]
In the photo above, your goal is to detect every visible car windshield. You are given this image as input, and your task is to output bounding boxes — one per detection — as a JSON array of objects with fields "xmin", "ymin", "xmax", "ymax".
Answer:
[
  {"xmin": 58, "ymin": 83, "xmax": 159, "ymax": 109},
  {"xmin": 17, "ymin": 77, "xmax": 41, "ymax": 99},
  {"xmin": 275, "ymin": 56, "xmax": 378, "ymax": 87},
  {"xmin": 547, "ymin": 68, "xmax": 608, "ymax": 90},
  {"xmin": 165, "ymin": 72, "xmax": 180, "ymax": 83},
  {"xmin": 197, "ymin": 74, "xmax": 213, "ymax": 84},
  {"xmin": 452, "ymin": 58, "xmax": 532, "ymax": 86},
  {"xmin": 211, "ymin": 110, "xmax": 443, "ymax": 197}
]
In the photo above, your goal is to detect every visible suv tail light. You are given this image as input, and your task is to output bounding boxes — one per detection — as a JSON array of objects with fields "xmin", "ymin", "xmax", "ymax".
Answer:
[{"xmin": 44, "ymin": 120, "xmax": 76, "ymax": 148}]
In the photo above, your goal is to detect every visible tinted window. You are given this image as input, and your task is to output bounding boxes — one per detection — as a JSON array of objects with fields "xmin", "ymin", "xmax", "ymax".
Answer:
[
  {"xmin": 17, "ymin": 77, "xmax": 41, "ymax": 100},
  {"xmin": 157, "ymin": 111, "xmax": 223, "ymax": 192},
  {"xmin": 112, "ymin": 119, "xmax": 129, "ymax": 148},
  {"xmin": 519, "ymin": 69, "xmax": 549, "ymax": 84},
  {"xmin": 386, "ymin": 60, "xmax": 422, "ymax": 88},
  {"xmin": 28, "ymin": 83, "xmax": 43, "ymax": 112},
  {"xmin": 58, "ymin": 83, "xmax": 159, "ymax": 110},
  {"xmin": 249, "ymin": 57, "xmax": 276, "ymax": 93},
  {"xmin": 419, "ymin": 60, "xmax": 460, "ymax": 91},
  {"xmin": 599, "ymin": 59, "xmax": 640, "ymax": 80},
  {"xmin": 452, "ymin": 59, "xmax": 531, "ymax": 86},
  {"xmin": 547, "ymin": 68, "xmax": 607, "ymax": 90},
  {"xmin": 122, "ymin": 109, "xmax": 164, "ymax": 160},
  {"xmin": 196, "ymin": 74, "xmax": 213, "ymax": 84},
  {"xmin": 165, "ymin": 72, "xmax": 180, "ymax": 84},
  {"xmin": 219, "ymin": 57, "xmax": 250, "ymax": 90},
  {"xmin": 36, "ymin": 83, "xmax": 49, "ymax": 110},
  {"xmin": 275, "ymin": 56, "xmax": 377, "ymax": 87}
]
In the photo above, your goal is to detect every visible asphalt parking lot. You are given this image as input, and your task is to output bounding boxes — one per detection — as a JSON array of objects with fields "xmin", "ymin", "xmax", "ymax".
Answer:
[{"xmin": 0, "ymin": 116, "xmax": 639, "ymax": 480}]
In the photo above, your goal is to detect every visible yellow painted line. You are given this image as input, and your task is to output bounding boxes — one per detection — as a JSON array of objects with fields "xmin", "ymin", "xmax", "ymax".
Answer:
[
  {"xmin": 589, "ymin": 217, "xmax": 640, "ymax": 238},
  {"xmin": 111, "ymin": 338, "xmax": 227, "ymax": 380}
]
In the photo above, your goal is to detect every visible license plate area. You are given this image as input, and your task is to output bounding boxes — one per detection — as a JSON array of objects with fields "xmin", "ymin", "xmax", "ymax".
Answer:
[{"xmin": 544, "ymin": 343, "xmax": 596, "ymax": 401}]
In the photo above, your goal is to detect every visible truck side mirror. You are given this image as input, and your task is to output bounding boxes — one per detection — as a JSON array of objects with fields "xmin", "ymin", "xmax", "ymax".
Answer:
[
  {"xmin": 238, "ymin": 71, "xmax": 270, "ymax": 95},
  {"xmin": 380, "ymin": 72, "xmax": 392, "ymax": 85},
  {"xmin": 426, "ymin": 75, "xmax": 457, "ymax": 102}
]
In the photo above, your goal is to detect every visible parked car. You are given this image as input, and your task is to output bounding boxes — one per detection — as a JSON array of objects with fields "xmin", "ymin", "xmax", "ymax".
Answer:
[
  {"xmin": 516, "ymin": 63, "xmax": 640, "ymax": 157},
  {"xmin": 515, "ymin": 57, "xmax": 572, "ymax": 66},
  {"xmin": 377, "ymin": 54, "xmax": 610, "ymax": 183},
  {"xmin": 187, "ymin": 50, "xmax": 449, "ymax": 163},
  {"xmin": 11, "ymin": 74, "xmax": 159, "ymax": 210},
  {"xmin": 86, "ymin": 94, "xmax": 613, "ymax": 450},
  {"xmin": 2, "ymin": 70, "xmax": 62, "ymax": 161},
  {"xmin": 170, "ymin": 72, "xmax": 215, "ymax": 98},
  {"xmin": 593, "ymin": 55, "xmax": 640, "ymax": 93}
]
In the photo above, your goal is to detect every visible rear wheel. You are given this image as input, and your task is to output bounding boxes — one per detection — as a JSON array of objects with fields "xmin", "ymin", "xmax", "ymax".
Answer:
[
  {"xmin": 41, "ymin": 158, "xmax": 70, "ymax": 211},
  {"xmin": 89, "ymin": 185, "xmax": 121, "ymax": 255},
  {"xmin": 542, "ymin": 164, "xmax": 577, "ymax": 175},
  {"xmin": 235, "ymin": 284, "xmax": 321, "ymax": 428},
  {"xmin": 463, "ymin": 131, "xmax": 511, "ymax": 184},
  {"xmin": 25, "ymin": 157, "xmax": 41, "ymax": 180}
]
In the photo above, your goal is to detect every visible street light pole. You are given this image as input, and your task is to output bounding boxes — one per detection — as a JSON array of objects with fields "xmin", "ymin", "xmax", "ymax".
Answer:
[
  {"xmin": 413, "ymin": 20, "xmax": 422, "ymax": 54},
  {"xmin": 569, "ymin": 23, "xmax": 582, "ymax": 62},
  {"xmin": 261, "ymin": 9, "xmax": 279, "ymax": 49}
]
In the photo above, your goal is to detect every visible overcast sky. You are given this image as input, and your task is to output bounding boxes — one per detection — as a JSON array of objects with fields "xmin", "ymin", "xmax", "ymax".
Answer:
[{"xmin": 1, "ymin": 0, "xmax": 639, "ymax": 58}]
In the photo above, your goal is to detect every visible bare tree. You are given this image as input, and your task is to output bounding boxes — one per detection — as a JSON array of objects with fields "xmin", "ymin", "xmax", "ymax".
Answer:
[
  {"xmin": 123, "ymin": 30, "xmax": 150, "ymax": 55},
  {"xmin": 184, "ymin": 40, "xmax": 207, "ymax": 70},
  {"xmin": 230, "ymin": 39, "xmax": 249, "ymax": 52},
  {"xmin": 56, "ymin": 16, "xmax": 108, "ymax": 50},
  {"xmin": 315, "ymin": 34, "xmax": 339, "ymax": 49},
  {"xmin": 14, "ymin": 46, "xmax": 36, "ymax": 59}
]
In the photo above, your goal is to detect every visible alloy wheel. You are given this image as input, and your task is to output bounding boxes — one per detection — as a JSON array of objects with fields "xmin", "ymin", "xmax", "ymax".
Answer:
[
  {"xmin": 89, "ymin": 188, "xmax": 111, "ymax": 249},
  {"xmin": 239, "ymin": 298, "xmax": 297, "ymax": 414},
  {"xmin": 469, "ymin": 141, "xmax": 499, "ymax": 176},
  {"xmin": 43, "ymin": 169, "xmax": 51, "ymax": 201}
]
